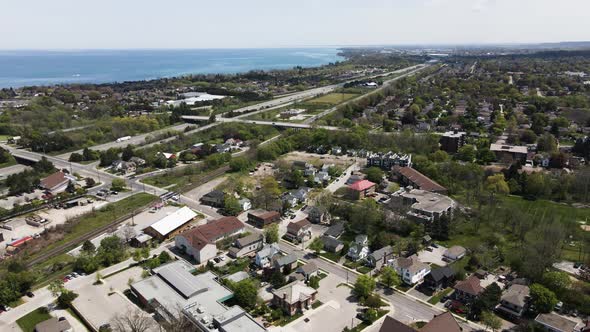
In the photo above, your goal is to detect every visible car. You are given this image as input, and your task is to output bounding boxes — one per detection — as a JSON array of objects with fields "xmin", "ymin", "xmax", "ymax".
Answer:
[
  {"xmin": 58, "ymin": 317, "xmax": 67, "ymax": 321},
  {"xmin": 290, "ymin": 215, "xmax": 296, "ymax": 219},
  {"xmin": 96, "ymin": 192, "xmax": 105, "ymax": 197},
  {"xmin": 63, "ymin": 277, "xmax": 70, "ymax": 282},
  {"xmin": 574, "ymin": 262, "xmax": 582, "ymax": 268},
  {"xmin": 219, "ymin": 256, "xmax": 226, "ymax": 261},
  {"xmin": 0, "ymin": 305, "xmax": 12, "ymax": 311},
  {"xmin": 111, "ymin": 191, "xmax": 119, "ymax": 195},
  {"xmin": 425, "ymin": 247, "xmax": 433, "ymax": 252},
  {"xmin": 444, "ymin": 300, "xmax": 452, "ymax": 308},
  {"xmin": 26, "ymin": 291, "xmax": 35, "ymax": 298},
  {"xmin": 213, "ymin": 257, "xmax": 221, "ymax": 263}
]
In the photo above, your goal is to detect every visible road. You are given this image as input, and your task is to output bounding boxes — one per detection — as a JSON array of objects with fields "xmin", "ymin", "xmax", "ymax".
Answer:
[{"xmin": 0, "ymin": 164, "xmax": 31, "ymax": 180}]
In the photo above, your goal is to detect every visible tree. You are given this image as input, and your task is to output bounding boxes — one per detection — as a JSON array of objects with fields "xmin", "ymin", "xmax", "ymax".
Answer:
[
  {"xmin": 85, "ymin": 177, "xmax": 96, "ymax": 188},
  {"xmin": 456, "ymin": 145, "xmax": 477, "ymax": 162},
  {"xmin": 264, "ymin": 223, "xmax": 279, "ymax": 244},
  {"xmin": 269, "ymin": 269, "xmax": 286, "ymax": 288},
  {"xmin": 537, "ymin": 133, "xmax": 557, "ymax": 153},
  {"xmin": 49, "ymin": 279, "xmax": 65, "ymax": 297},
  {"xmin": 308, "ymin": 237, "xmax": 324, "ymax": 255},
  {"xmin": 365, "ymin": 167, "xmax": 384, "ymax": 184},
  {"xmin": 229, "ymin": 157, "xmax": 251, "ymax": 172},
  {"xmin": 485, "ymin": 174, "xmax": 509, "ymax": 195},
  {"xmin": 112, "ymin": 308, "xmax": 157, "ymax": 332},
  {"xmin": 291, "ymin": 170, "xmax": 305, "ymax": 188},
  {"xmin": 121, "ymin": 145, "xmax": 134, "ymax": 161},
  {"xmin": 57, "ymin": 290, "xmax": 78, "ymax": 308},
  {"xmin": 111, "ymin": 178, "xmax": 126, "ymax": 191},
  {"xmin": 471, "ymin": 282, "xmax": 502, "ymax": 318},
  {"xmin": 481, "ymin": 311, "xmax": 502, "ymax": 332},
  {"xmin": 99, "ymin": 148, "xmax": 119, "ymax": 167},
  {"xmin": 379, "ymin": 266, "xmax": 400, "ymax": 288},
  {"xmin": 232, "ymin": 279, "xmax": 258, "ymax": 309},
  {"xmin": 97, "ymin": 236, "xmax": 126, "ymax": 266},
  {"xmin": 364, "ymin": 293, "xmax": 384, "ymax": 309},
  {"xmin": 541, "ymin": 271, "xmax": 571, "ymax": 297},
  {"xmin": 353, "ymin": 275, "xmax": 376, "ymax": 300},
  {"xmin": 82, "ymin": 240, "xmax": 96, "ymax": 254},
  {"xmin": 223, "ymin": 195, "xmax": 242, "ymax": 216},
  {"xmin": 256, "ymin": 177, "xmax": 281, "ymax": 210},
  {"xmin": 530, "ymin": 283, "xmax": 558, "ymax": 313},
  {"xmin": 309, "ymin": 275, "xmax": 320, "ymax": 289}
]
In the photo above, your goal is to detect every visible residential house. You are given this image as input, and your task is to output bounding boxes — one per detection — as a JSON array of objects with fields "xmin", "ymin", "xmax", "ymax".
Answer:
[
  {"xmin": 272, "ymin": 254, "xmax": 298, "ymax": 273},
  {"xmin": 379, "ymin": 312, "xmax": 461, "ymax": 332},
  {"xmin": 130, "ymin": 233, "xmax": 153, "ymax": 248},
  {"xmin": 496, "ymin": 284, "xmax": 530, "ymax": 319},
  {"xmin": 129, "ymin": 156, "xmax": 146, "ymax": 166},
  {"xmin": 423, "ymin": 266, "xmax": 456, "ymax": 291},
  {"xmin": 281, "ymin": 193, "xmax": 298, "ymax": 207},
  {"xmin": 367, "ymin": 245, "xmax": 394, "ymax": 269},
  {"xmin": 392, "ymin": 166, "xmax": 448, "ymax": 194},
  {"xmin": 443, "ymin": 245, "xmax": 466, "ymax": 261},
  {"xmin": 535, "ymin": 312, "xmax": 579, "ymax": 332},
  {"xmin": 144, "ymin": 206, "xmax": 197, "ymax": 241},
  {"xmin": 111, "ymin": 160, "xmax": 137, "ymax": 174},
  {"xmin": 248, "ymin": 209, "xmax": 281, "ymax": 228},
  {"xmin": 314, "ymin": 171, "xmax": 331, "ymax": 184},
  {"xmin": 200, "ymin": 190, "xmax": 225, "ymax": 208},
  {"xmin": 175, "ymin": 216, "xmax": 244, "ymax": 263},
  {"xmin": 191, "ymin": 143, "xmax": 204, "ymax": 154},
  {"xmin": 347, "ymin": 235, "xmax": 370, "ymax": 261},
  {"xmin": 34, "ymin": 317, "xmax": 72, "ymax": 332},
  {"xmin": 272, "ymin": 281, "xmax": 317, "ymax": 316},
  {"xmin": 348, "ymin": 180, "xmax": 376, "ymax": 200},
  {"xmin": 306, "ymin": 206, "xmax": 331, "ymax": 224},
  {"xmin": 323, "ymin": 222, "xmax": 344, "ymax": 238},
  {"xmin": 296, "ymin": 262, "xmax": 319, "ymax": 281},
  {"xmin": 285, "ymin": 219, "xmax": 312, "ymax": 243},
  {"xmin": 389, "ymin": 255, "xmax": 431, "ymax": 285},
  {"xmin": 367, "ymin": 152, "xmax": 412, "ymax": 169},
  {"xmin": 228, "ymin": 233, "xmax": 263, "ymax": 258},
  {"xmin": 40, "ymin": 171, "xmax": 76, "ymax": 194},
  {"xmin": 238, "ymin": 198, "xmax": 252, "ymax": 211},
  {"xmin": 331, "ymin": 146, "xmax": 343, "ymax": 155},
  {"xmin": 292, "ymin": 187, "xmax": 311, "ymax": 203},
  {"xmin": 321, "ymin": 236, "xmax": 344, "ymax": 253},
  {"xmin": 255, "ymin": 243, "xmax": 281, "ymax": 268},
  {"xmin": 453, "ymin": 275, "xmax": 484, "ymax": 303}
]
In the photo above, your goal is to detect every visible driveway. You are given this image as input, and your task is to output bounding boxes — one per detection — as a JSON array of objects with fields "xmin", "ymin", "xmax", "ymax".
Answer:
[{"xmin": 417, "ymin": 245, "xmax": 448, "ymax": 267}]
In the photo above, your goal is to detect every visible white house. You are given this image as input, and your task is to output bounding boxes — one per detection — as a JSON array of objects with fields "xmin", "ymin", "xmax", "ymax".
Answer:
[
  {"xmin": 389, "ymin": 255, "xmax": 431, "ymax": 285},
  {"xmin": 255, "ymin": 243, "xmax": 281, "ymax": 268},
  {"xmin": 347, "ymin": 235, "xmax": 370, "ymax": 261}
]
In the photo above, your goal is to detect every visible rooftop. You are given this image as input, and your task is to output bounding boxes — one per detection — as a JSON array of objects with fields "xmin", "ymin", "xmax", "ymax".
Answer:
[
  {"xmin": 394, "ymin": 188, "xmax": 456, "ymax": 214},
  {"xmin": 535, "ymin": 312, "xmax": 579, "ymax": 332},
  {"xmin": 393, "ymin": 166, "xmax": 447, "ymax": 193},
  {"xmin": 490, "ymin": 143, "xmax": 528, "ymax": 154},
  {"xmin": 148, "ymin": 206, "xmax": 197, "ymax": 237},
  {"xmin": 271, "ymin": 281, "xmax": 317, "ymax": 305},
  {"xmin": 349, "ymin": 179, "xmax": 376, "ymax": 191},
  {"xmin": 454, "ymin": 275, "xmax": 484, "ymax": 296}
]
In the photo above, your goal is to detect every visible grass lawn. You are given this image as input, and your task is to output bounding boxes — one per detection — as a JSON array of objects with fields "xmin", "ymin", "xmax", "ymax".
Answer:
[
  {"xmin": 357, "ymin": 266, "xmax": 372, "ymax": 274},
  {"xmin": 306, "ymin": 93, "xmax": 358, "ymax": 105},
  {"xmin": 501, "ymin": 195, "xmax": 590, "ymax": 222},
  {"xmin": 0, "ymin": 156, "xmax": 17, "ymax": 169},
  {"xmin": 16, "ymin": 307, "xmax": 52, "ymax": 332},
  {"xmin": 312, "ymin": 300, "xmax": 323, "ymax": 309},
  {"xmin": 319, "ymin": 251, "xmax": 343, "ymax": 262},
  {"xmin": 277, "ymin": 312, "xmax": 303, "ymax": 326},
  {"xmin": 428, "ymin": 287, "xmax": 452, "ymax": 304},
  {"xmin": 27, "ymin": 193, "xmax": 156, "ymax": 264}
]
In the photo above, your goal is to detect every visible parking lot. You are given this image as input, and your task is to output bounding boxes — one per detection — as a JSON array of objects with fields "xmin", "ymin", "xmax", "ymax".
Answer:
[
  {"xmin": 553, "ymin": 260, "xmax": 584, "ymax": 277},
  {"xmin": 416, "ymin": 244, "xmax": 448, "ymax": 267}
]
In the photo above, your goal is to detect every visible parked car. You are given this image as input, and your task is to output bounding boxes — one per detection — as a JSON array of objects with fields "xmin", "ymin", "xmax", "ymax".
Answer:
[{"xmin": 26, "ymin": 291, "xmax": 35, "ymax": 298}]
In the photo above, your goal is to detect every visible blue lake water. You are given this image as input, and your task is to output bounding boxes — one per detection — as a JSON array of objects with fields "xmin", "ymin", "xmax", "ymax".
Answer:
[{"xmin": 0, "ymin": 48, "xmax": 344, "ymax": 88}]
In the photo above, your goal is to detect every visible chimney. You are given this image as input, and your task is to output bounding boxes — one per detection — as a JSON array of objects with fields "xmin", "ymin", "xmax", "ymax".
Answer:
[{"xmin": 282, "ymin": 293, "xmax": 287, "ymax": 301}]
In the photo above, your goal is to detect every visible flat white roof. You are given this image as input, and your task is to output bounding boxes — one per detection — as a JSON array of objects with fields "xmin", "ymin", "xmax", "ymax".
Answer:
[
  {"xmin": 148, "ymin": 206, "xmax": 197, "ymax": 236},
  {"xmin": 490, "ymin": 143, "xmax": 528, "ymax": 154}
]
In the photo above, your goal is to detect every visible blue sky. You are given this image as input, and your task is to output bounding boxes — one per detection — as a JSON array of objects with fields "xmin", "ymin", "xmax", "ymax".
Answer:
[{"xmin": 2, "ymin": 0, "xmax": 589, "ymax": 49}]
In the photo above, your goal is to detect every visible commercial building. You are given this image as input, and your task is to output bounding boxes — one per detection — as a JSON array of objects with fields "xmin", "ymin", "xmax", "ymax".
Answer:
[
  {"xmin": 131, "ymin": 260, "xmax": 266, "ymax": 332},
  {"xmin": 440, "ymin": 130, "xmax": 466, "ymax": 153},
  {"xmin": 390, "ymin": 188, "xmax": 456, "ymax": 222},
  {"xmin": 40, "ymin": 171, "xmax": 76, "ymax": 194},
  {"xmin": 271, "ymin": 281, "xmax": 318, "ymax": 316},
  {"xmin": 534, "ymin": 312, "xmax": 579, "ymax": 332},
  {"xmin": 144, "ymin": 206, "xmax": 197, "ymax": 241},
  {"xmin": 348, "ymin": 180, "xmax": 376, "ymax": 200},
  {"xmin": 392, "ymin": 166, "xmax": 447, "ymax": 194}
]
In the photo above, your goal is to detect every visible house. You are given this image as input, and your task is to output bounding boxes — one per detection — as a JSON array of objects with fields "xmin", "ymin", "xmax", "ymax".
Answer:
[
  {"xmin": 348, "ymin": 180, "xmax": 376, "ymax": 200},
  {"xmin": 238, "ymin": 198, "xmax": 252, "ymax": 211},
  {"xmin": 285, "ymin": 219, "xmax": 312, "ymax": 243},
  {"xmin": 228, "ymin": 234, "xmax": 264, "ymax": 258},
  {"xmin": 248, "ymin": 209, "xmax": 281, "ymax": 228},
  {"xmin": 272, "ymin": 281, "xmax": 317, "ymax": 316},
  {"xmin": 535, "ymin": 312, "xmax": 579, "ymax": 332},
  {"xmin": 34, "ymin": 317, "xmax": 72, "ymax": 332},
  {"xmin": 443, "ymin": 245, "xmax": 466, "ymax": 261},
  {"xmin": 367, "ymin": 152, "xmax": 412, "ymax": 169},
  {"xmin": 131, "ymin": 261, "xmax": 266, "ymax": 332},
  {"xmin": 272, "ymin": 253, "xmax": 298, "ymax": 273},
  {"xmin": 314, "ymin": 171, "xmax": 331, "ymax": 184},
  {"xmin": 130, "ymin": 233, "xmax": 153, "ymax": 248},
  {"xmin": 347, "ymin": 235, "xmax": 370, "ymax": 261},
  {"xmin": 200, "ymin": 190, "xmax": 225, "ymax": 208},
  {"xmin": 392, "ymin": 166, "xmax": 447, "ymax": 194},
  {"xmin": 144, "ymin": 206, "xmax": 197, "ymax": 241},
  {"xmin": 306, "ymin": 206, "xmax": 331, "ymax": 224},
  {"xmin": 379, "ymin": 312, "xmax": 461, "ymax": 332},
  {"xmin": 281, "ymin": 193, "xmax": 298, "ymax": 207},
  {"xmin": 490, "ymin": 144, "xmax": 528, "ymax": 164},
  {"xmin": 157, "ymin": 152, "xmax": 176, "ymax": 160},
  {"xmin": 296, "ymin": 262, "xmax": 319, "ymax": 281},
  {"xmin": 321, "ymin": 236, "xmax": 344, "ymax": 253},
  {"xmin": 390, "ymin": 188, "xmax": 456, "ymax": 222},
  {"xmin": 111, "ymin": 160, "xmax": 137, "ymax": 174},
  {"xmin": 191, "ymin": 143, "xmax": 204, "ymax": 153},
  {"xmin": 40, "ymin": 171, "xmax": 76, "ymax": 194},
  {"xmin": 215, "ymin": 143, "xmax": 232, "ymax": 153},
  {"xmin": 292, "ymin": 187, "xmax": 311, "ymax": 202},
  {"xmin": 389, "ymin": 255, "xmax": 431, "ymax": 285},
  {"xmin": 129, "ymin": 156, "xmax": 146, "ymax": 166},
  {"xmin": 367, "ymin": 245, "xmax": 394, "ymax": 269},
  {"xmin": 255, "ymin": 243, "xmax": 281, "ymax": 268},
  {"xmin": 453, "ymin": 275, "xmax": 484, "ymax": 303},
  {"xmin": 423, "ymin": 266, "xmax": 456, "ymax": 291},
  {"xmin": 440, "ymin": 130, "xmax": 466, "ymax": 153},
  {"xmin": 323, "ymin": 222, "xmax": 344, "ymax": 238},
  {"xmin": 175, "ymin": 216, "xmax": 244, "ymax": 263},
  {"xmin": 496, "ymin": 284, "xmax": 530, "ymax": 319}
]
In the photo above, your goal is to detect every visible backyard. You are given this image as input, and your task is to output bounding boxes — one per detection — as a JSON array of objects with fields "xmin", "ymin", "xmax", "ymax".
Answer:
[{"xmin": 16, "ymin": 307, "xmax": 52, "ymax": 332}]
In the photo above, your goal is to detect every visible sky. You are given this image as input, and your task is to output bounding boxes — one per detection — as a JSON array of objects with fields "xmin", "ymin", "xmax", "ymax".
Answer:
[{"xmin": 1, "ymin": 0, "xmax": 589, "ymax": 49}]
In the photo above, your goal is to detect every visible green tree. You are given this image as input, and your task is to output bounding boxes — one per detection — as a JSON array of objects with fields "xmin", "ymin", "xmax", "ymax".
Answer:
[
  {"xmin": 353, "ymin": 275, "xmax": 376, "ymax": 300},
  {"xmin": 379, "ymin": 266, "xmax": 400, "ymax": 288},
  {"xmin": 97, "ymin": 236, "xmax": 126, "ymax": 266},
  {"xmin": 57, "ymin": 290, "xmax": 78, "ymax": 308},
  {"xmin": 121, "ymin": 145, "xmax": 134, "ymax": 161},
  {"xmin": 481, "ymin": 311, "xmax": 502, "ymax": 332},
  {"xmin": 291, "ymin": 170, "xmax": 305, "ymax": 188},
  {"xmin": 456, "ymin": 145, "xmax": 477, "ymax": 162},
  {"xmin": 541, "ymin": 271, "xmax": 571, "ymax": 297},
  {"xmin": 530, "ymin": 283, "xmax": 558, "ymax": 313},
  {"xmin": 485, "ymin": 174, "xmax": 509, "ymax": 195},
  {"xmin": 256, "ymin": 177, "xmax": 281, "ymax": 210},
  {"xmin": 537, "ymin": 133, "xmax": 557, "ymax": 153},
  {"xmin": 309, "ymin": 276, "xmax": 320, "ymax": 289},
  {"xmin": 365, "ymin": 167, "xmax": 384, "ymax": 184},
  {"xmin": 229, "ymin": 157, "xmax": 251, "ymax": 172},
  {"xmin": 223, "ymin": 195, "xmax": 242, "ymax": 216},
  {"xmin": 264, "ymin": 224, "xmax": 279, "ymax": 244},
  {"xmin": 111, "ymin": 178, "xmax": 126, "ymax": 191},
  {"xmin": 48, "ymin": 279, "xmax": 65, "ymax": 297},
  {"xmin": 269, "ymin": 269, "xmax": 286, "ymax": 288},
  {"xmin": 232, "ymin": 279, "xmax": 258, "ymax": 309}
]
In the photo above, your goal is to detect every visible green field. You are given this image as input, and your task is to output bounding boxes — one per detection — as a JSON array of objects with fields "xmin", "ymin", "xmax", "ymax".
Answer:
[
  {"xmin": 16, "ymin": 307, "xmax": 52, "ymax": 332},
  {"xmin": 306, "ymin": 93, "xmax": 358, "ymax": 105}
]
